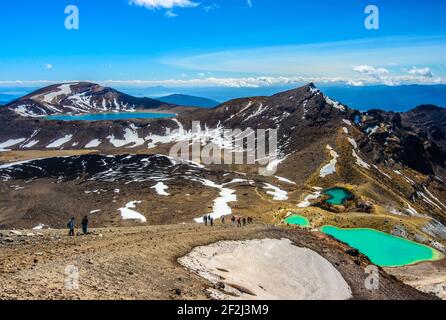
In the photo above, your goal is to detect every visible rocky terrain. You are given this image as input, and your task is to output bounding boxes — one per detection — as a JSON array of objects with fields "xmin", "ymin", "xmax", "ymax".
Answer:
[
  {"xmin": 0, "ymin": 224, "xmax": 435, "ymax": 300},
  {"xmin": 1, "ymin": 82, "xmax": 446, "ymax": 300}
]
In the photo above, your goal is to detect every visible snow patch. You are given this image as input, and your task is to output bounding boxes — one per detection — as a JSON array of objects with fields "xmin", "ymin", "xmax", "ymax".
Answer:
[
  {"xmin": 118, "ymin": 201, "xmax": 146, "ymax": 222},
  {"xmin": 151, "ymin": 182, "xmax": 170, "ymax": 196},
  {"xmin": 352, "ymin": 150, "xmax": 370, "ymax": 169},
  {"xmin": 46, "ymin": 135, "xmax": 73, "ymax": 148},
  {"xmin": 0, "ymin": 138, "xmax": 27, "ymax": 151},
  {"xmin": 320, "ymin": 145, "xmax": 339, "ymax": 178},
  {"xmin": 193, "ymin": 178, "xmax": 237, "ymax": 223},
  {"xmin": 275, "ymin": 176, "xmax": 296, "ymax": 185},
  {"xmin": 263, "ymin": 183, "xmax": 288, "ymax": 201},
  {"xmin": 85, "ymin": 139, "xmax": 102, "ymax": 148},
  {"xmin": 298, "ymin": 190, "xmax": 322, "ymax": 208}
]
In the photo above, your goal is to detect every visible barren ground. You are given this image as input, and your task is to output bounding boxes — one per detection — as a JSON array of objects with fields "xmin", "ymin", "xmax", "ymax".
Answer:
[{"xmin": 0, "ymin": 223, "xmax": 435, "ymax": 300}]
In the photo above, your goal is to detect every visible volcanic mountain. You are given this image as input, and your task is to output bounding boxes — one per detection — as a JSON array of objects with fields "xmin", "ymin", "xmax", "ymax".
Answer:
[
  {"xmin": 4, "ymin": 82, "xmax": 173, "ymax": 117},
  {"xmin": 1, "ymin": 82, "xmax": 446, "ymax": 254}
]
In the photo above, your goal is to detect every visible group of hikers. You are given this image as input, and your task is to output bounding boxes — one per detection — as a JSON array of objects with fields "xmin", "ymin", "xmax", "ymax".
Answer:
[
  {"xmin": 202, "ymin": 214, "xmax": 254, "ymax": 227},
  {"xmin": 69, "ymin": 213, "xmax": 254, "ymax": 234},
  {"xmin": 67, "ymin": 216, "xmax": 89, "ymax": 236}
]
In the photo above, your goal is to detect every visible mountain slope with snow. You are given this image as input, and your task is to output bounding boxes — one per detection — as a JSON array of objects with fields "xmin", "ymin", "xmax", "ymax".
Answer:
[{"xmin": 4, "ymin": 82, "xmax": 173, "ymax": 117}]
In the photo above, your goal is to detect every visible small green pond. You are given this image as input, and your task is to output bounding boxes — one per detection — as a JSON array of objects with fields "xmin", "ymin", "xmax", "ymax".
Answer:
[
  {"xmin": 321, "ymin": 225, "xmax": 443, "ymax": 267},
  {"xmin": 284, "ymin": 215, "xmax": 310, "ymax": 227},
  {"xmin": 324, "ymin": 187, "xmax": 353, "ymax": 205}
]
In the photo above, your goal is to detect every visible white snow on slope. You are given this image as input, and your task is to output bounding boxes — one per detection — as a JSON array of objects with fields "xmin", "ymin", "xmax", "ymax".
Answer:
[
  {"xmin": 320, "ymin": 145, "xmax": 339, "ymax": 178},
  {"xmin": 118, "ymin": 201, "xmax": 146, "ymax": 222},
  {"xmin": 352, "ymin": 150, "xmax": 370, "ymax": 169},
  {"xmin": 85, "ymin": 139, "xmax": 102, "ymax": 148},
  {"xmin": 405, "ymin": 202, "xmax": 420, "ymax": 216},
  {"xmin": 393, "ymin": 170, "xmax": 415, "ymax": 185},
  {"xmin": 423, "ymin": 187, "xmax": 446, "ymax": 210},
  {"xmin": 298, "ymin": 190, "xmax": 322, "ymax": 208},
  {"xmin": 342, "ymin": 119, "xmax": 352, "ymax": 126},
  {"xmin": 263, "ymin": 183, "xmax": 288, "ymax": 201},
  {"xmin": 347, "ymin": 137, "xmax": 357, "ymax": 149},
  {"xmin": 12, "ymin": 105, "xmax": 44, "ymax": 117},
  {"xmin": 0, "ymin": 138, "xmax": 27, "ymax": 151},
  {"xmin": 46, "ymin": 134, "xmax": 73, "ymax": 148},
  {"xmin": 108, "ymin": 125, "xmax": 145, "ymax": 148},
  {"xmin": 22, "ymin": 140, "xmax": 39, "ymax": 148},
  {"xmin": 243, "ymin": 103, "xmax": 265, "ymax": 122},
  {"xmin": 372, "ymin": 165, "xmax": 392, "ymax": 180},
  {"xmin": 32, "ymin": 223, "xmax": 48, "ymax": 230},
  {"xmin": 193, "ymin": 178, "xmax": 237, "ymax": 223},
  {"xmin": 151, "ymin": 182, "xmax": 170, "ymax": 196},
  {"xmin": 325, "ymin": 96, "xmax": 346, "ymax": 111},
  {"xmin": 275, "ymin": 176, "xmax": 296, "ymax": 185},
  {"xmin": 178, "ymin": 238, "xmax": 352, "ymax": 300},
  {"xmin": 41, "ymin": 84, "xmax": 74, "ymax": 104}
]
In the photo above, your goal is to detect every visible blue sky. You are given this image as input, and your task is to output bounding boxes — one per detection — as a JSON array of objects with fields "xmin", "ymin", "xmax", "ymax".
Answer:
[{"xmin": 1, "ymin": 0, "xmax": 446, "ymax": 88}]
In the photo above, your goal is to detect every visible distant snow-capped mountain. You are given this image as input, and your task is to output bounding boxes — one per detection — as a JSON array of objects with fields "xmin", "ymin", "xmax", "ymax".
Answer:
[{"xmin": 4, "ymin": 82, "xmax": 173, "ymax": 117}]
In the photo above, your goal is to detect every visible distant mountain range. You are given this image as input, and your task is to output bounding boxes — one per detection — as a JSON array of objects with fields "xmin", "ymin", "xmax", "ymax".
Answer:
[
  {"xmin": 321, "ymin": 85, "xmax": 446, "ymax": 112},
  {"xmin": 2, "ymin": 84, "xmax": 446, "ymax": 112},
  {"xmin": 157, "ymin": 94, "xmax": 219, "ymax": 108}
]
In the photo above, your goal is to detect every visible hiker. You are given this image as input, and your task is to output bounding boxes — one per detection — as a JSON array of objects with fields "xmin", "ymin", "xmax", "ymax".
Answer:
[
  {"xmin": 237, "ymin": 217, "xmax": 242, "ymax": 228},
  {"xmin": 221, "ymin": 216, "xmax": 225, "ymax": 224},
  {"xmin": 67, "ymin": 217, "xmax": 75, "ymax": 237},
  {"xmin": 81, "ymin": 215, "xmax": 89, "ymax": 235},
  {"xmin": 242, "ymin": 217, "xmax": 247, "ymax": 226},
  {"xmin": 210, "ymin": 217, "xmax": 214, "ymax": 226},
  {"xmin": 231, "ymin": 216, "xmax": 236, "ymax": 225},
  {"xmin": 203, "ymin": 215, "xmax": 208, "ymax": 226}
]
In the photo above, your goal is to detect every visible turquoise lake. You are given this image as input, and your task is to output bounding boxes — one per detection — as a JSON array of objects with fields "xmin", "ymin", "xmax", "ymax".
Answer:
[
  {"xmin": 324, "ymin": 187, "xmax": 353, "ymax": 205},
  {"xmin": 321, "ymin": 226, "xmax": 443, "ymax": 267},
  {"xmin": 46, "ymin": 112, "xmax": 176, "ymax": 121},
  {"xmin": 285, "ymin": 215, "xmax": 310, "ymax": 227}
]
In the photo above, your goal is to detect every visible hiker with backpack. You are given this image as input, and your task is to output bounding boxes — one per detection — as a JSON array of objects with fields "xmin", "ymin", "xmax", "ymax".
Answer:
[
  {"xmin": 81, "ymin": 216, "xmax": 89, "ymax": 235},
  {"xmin": 67, "ymin": 217, "xmax": 75, "ymax": 236}
]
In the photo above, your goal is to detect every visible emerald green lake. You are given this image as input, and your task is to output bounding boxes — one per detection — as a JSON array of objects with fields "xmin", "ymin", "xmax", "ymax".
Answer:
[
  {"xmin": 285, "ymin": 215, "xmax": 310, "ymax": 227},
  {"xmin": 321, "ymin": 226, "xmax": 443, "ymax": 267},
  {"xmin": 324, "ymin": 188, "xmax": 352, "ymax": 205}
]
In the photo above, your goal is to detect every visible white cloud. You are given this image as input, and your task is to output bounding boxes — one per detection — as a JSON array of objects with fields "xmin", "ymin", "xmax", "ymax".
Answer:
[
  {"xmin": 353, "ymin": 65, "xmax": 389, "ymax": 78},
  {"xmin": 164, "ymin": 10, "xmax": 178, "ymax": 17},
  {"xmin": 347, "ymin": 80, "xmax": 364, "ymax": 87},
  {"xmin": 247, "ymin": 0, "xmax": 252, "ymax": 7},
  {"xmin": 2, "ymin": 74, "xmax": 446, "ymax": 89},
  {"xmin": 204, "ymin": 3, "xmax": 220, "ymax": 12},
  {"xmin": 128, "ymin": 0, "xmax": 198, "ymax": 10},
  {"xmin": 45, "ymin": 64, "xmax": 53, "ymax": 69},
  {"xmin": 352, "ymin": 65, "xmax": 398, "ymax": 85},
  {"xmin": 408, "ymin": 66, "xmax": 433, "ymax": 78}
]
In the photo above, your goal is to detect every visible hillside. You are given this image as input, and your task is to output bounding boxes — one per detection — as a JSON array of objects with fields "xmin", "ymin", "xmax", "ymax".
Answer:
[
  {"xmin": 1, "ymin": 82, "xmax": 446, "ymax": 299},
  {"xmin": 157, "ymin": 94, "xmax": 219, "ymax": 108}
]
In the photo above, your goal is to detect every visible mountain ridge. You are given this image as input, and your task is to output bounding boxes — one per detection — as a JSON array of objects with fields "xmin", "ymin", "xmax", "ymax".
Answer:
[
  {"xmin": 157, "ymin": 94, "xmax": 219, "ymax": 108},
  {"xmin": 4, "ymin": 82, "xmax": 175, "ymax": 117}
]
